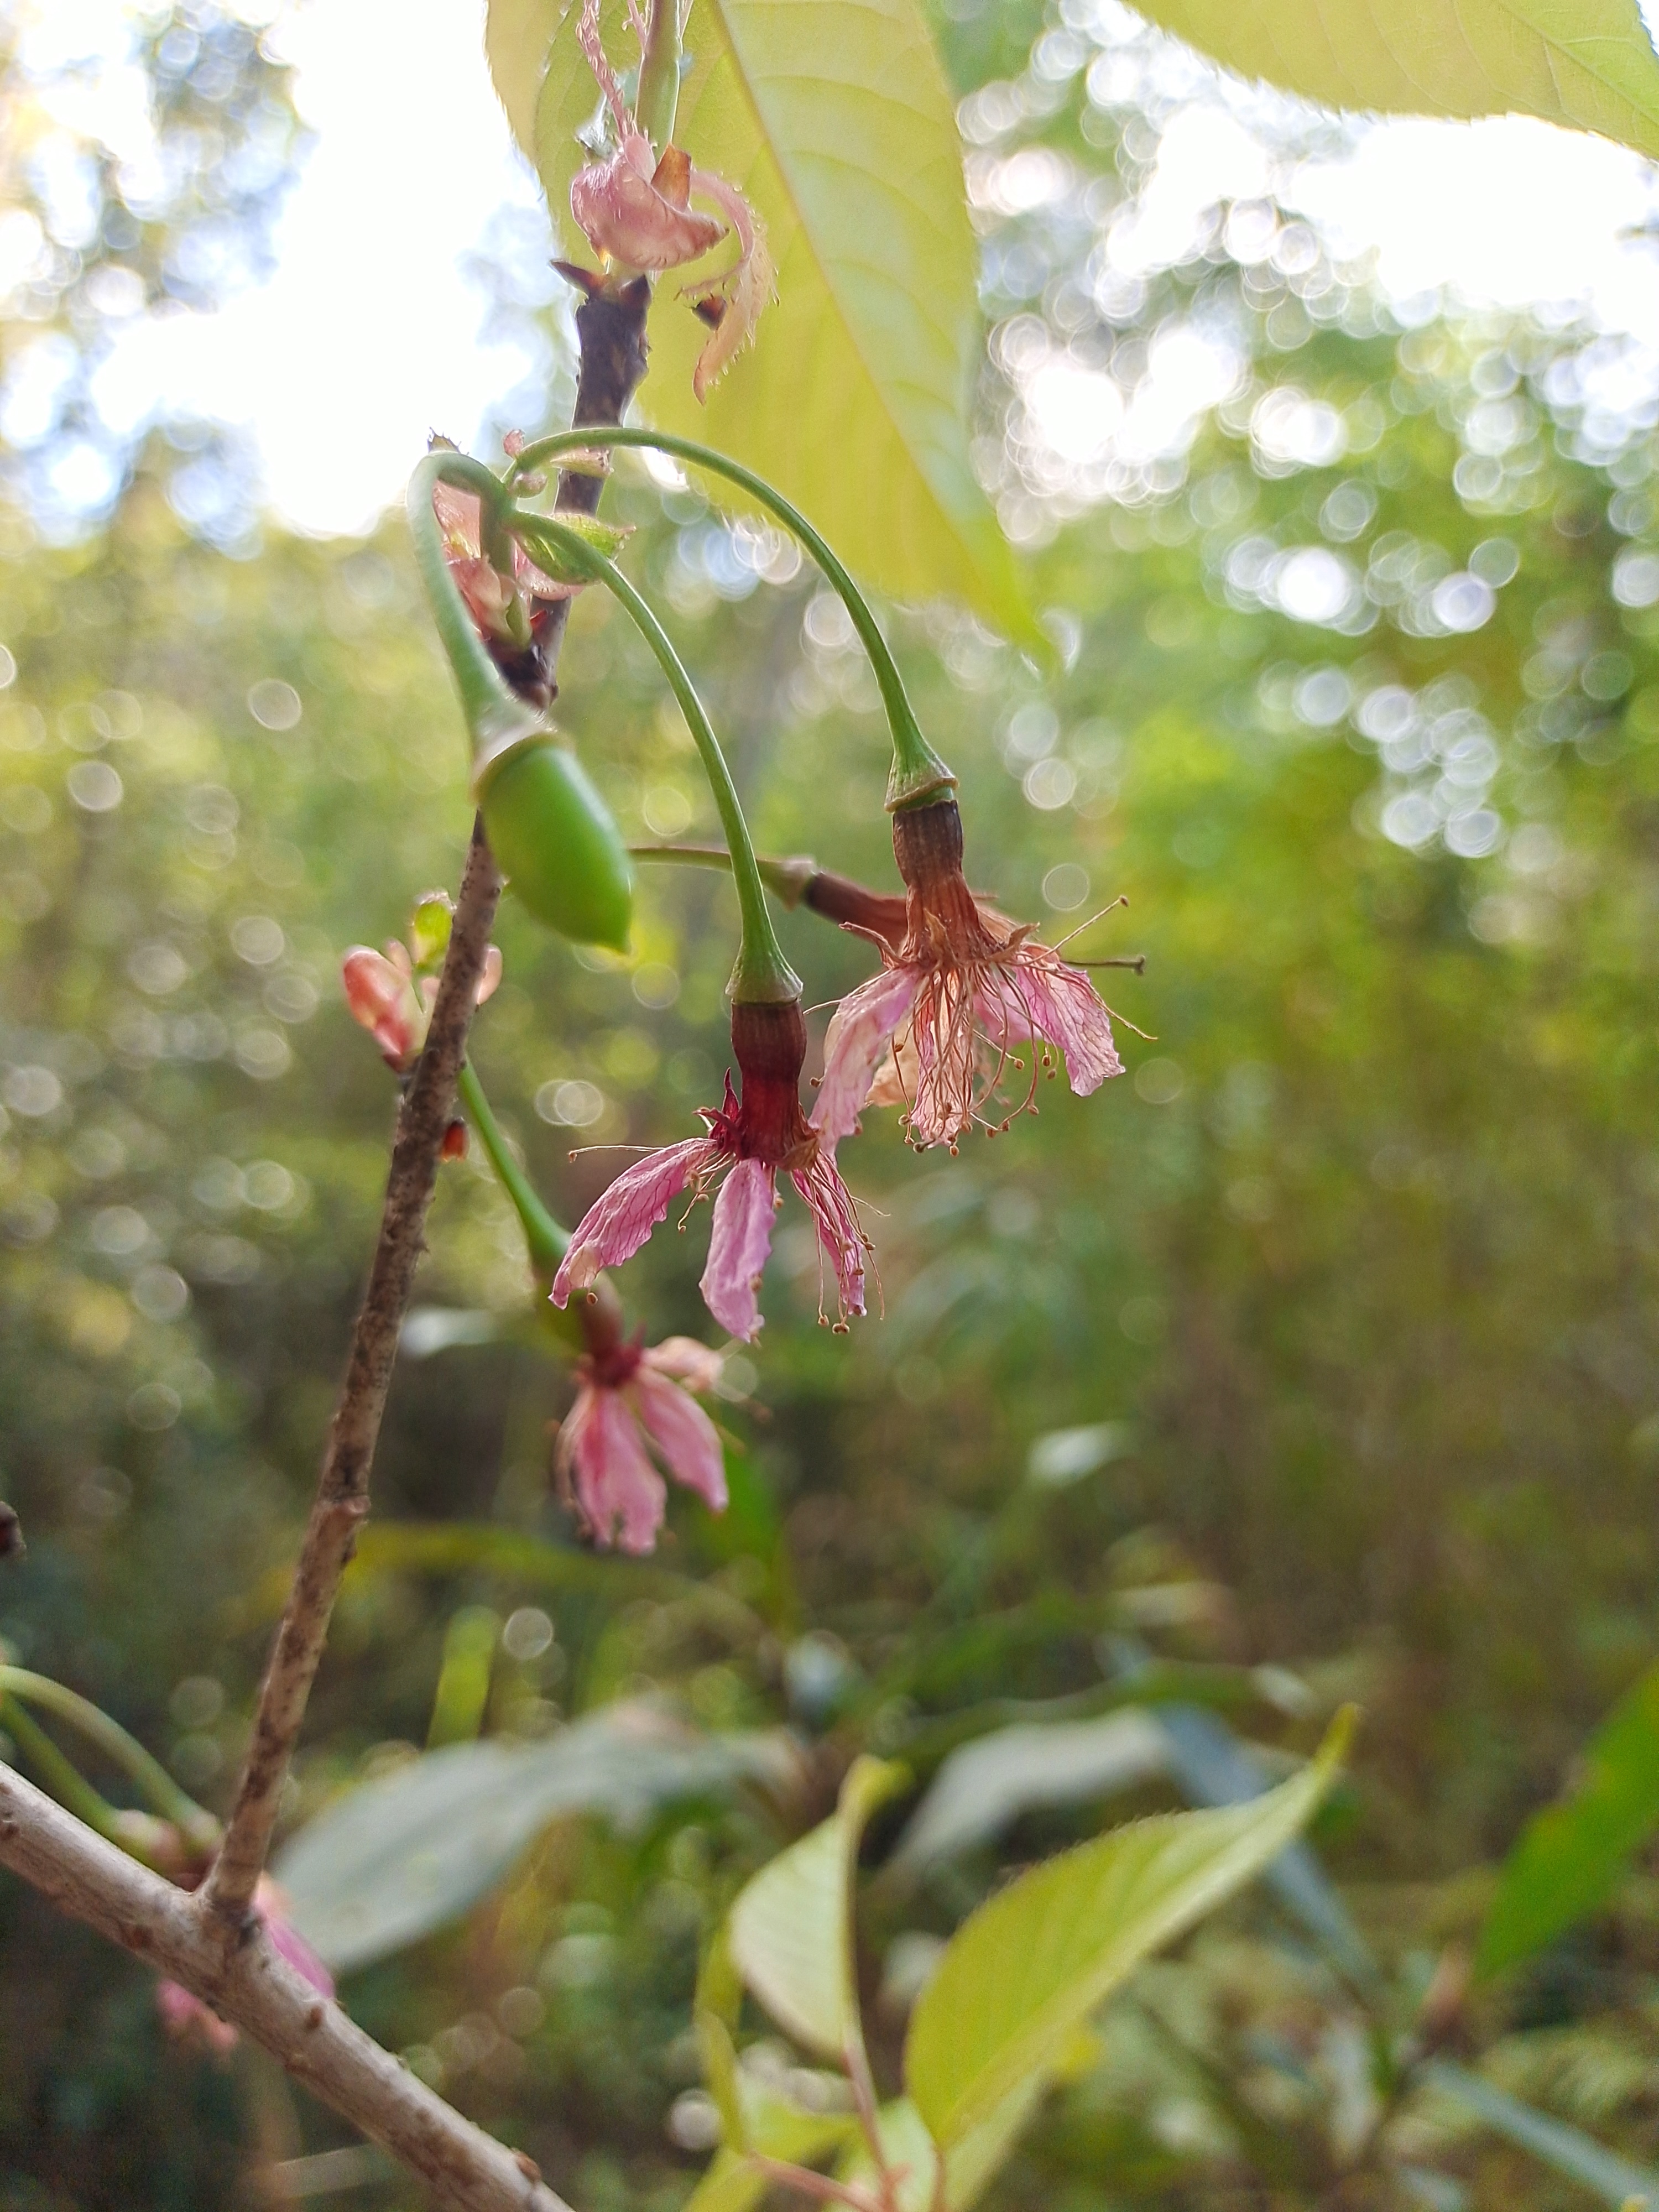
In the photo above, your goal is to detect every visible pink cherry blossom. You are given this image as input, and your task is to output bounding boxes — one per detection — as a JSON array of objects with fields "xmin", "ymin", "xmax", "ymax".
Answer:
[
  {"xmin": 572, "ymin": 139, "xmax": 726, "ymax": 273},
  {"xmin": 341, "ymin": 938, "xmax": 502, "ymax": 1074},
  {"xmin": 567, "ymin": 0, "xmax": 773, "ymax": 398},
  {"xmin": 552, "ymin": 1005, "xmax": 869, "ymax": 1341},
  {"xmin": 811, "ymin": 801, "xmax": 1124, "ymax": 1151},
  {"xmin": 701, "ymin": 1156, "xmax": 776, "ymax": 1342},
  {"xmin": 682, "ymin": 168, "xmax": 775, "ymax": 401},
  {"xmin": 432, "ymin": 478, "xmax": 577, "ymax": 647},
  {"xmin": 555, "ymin": 1332, "xmax": 728, "ymax": 1553}
]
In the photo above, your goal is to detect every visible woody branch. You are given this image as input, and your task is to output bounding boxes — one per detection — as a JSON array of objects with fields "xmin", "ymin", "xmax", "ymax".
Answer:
[{"xmin": 0, "ymin": 278, "xmax": 654, "ymax": 2210}]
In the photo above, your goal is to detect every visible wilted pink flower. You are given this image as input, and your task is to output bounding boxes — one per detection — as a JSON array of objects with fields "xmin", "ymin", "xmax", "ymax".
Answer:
[
  {"xmin": 568, "ymin": 0, "xmax": 774, "ymax": 398},
  {"xmin": 552, "ymin": 1001, "xmax": 867, "ymax": 1342},
  {"xmin": 681, "ymin": 169, "xmax": 774, "ymax": 402},
  {"xmin": 158, "ymin": 1876, "xmax": 332, "ymax": 2058},
  {"xmin": 341, "ymin": 938, "xmax": 502, "ymax": 1074},
  {"xmin": 813, "ymin": 799, "xmax": 1124, "ymax": 1152},
  {"xmin": 556, "ymin": 1332, "xmax": 728, "ymax": 1552},
  {"xmin": 572, "ymin": 135, "xmax": 726, "ymax": 273},
  {"xmin": 432, "ymin": 478, "xmax": 576, "ymax": 640}
]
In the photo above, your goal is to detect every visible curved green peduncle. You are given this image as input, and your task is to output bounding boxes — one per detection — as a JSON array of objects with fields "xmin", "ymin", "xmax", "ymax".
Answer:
[
  {"xmin": 0, "ymin": 1693, "xmax": 129, "ymax": 1842},
  {"xmin": 631, "ymin": 842, "xmax": 817, "ymax": 907},
  {"xmin": 0, "ymin": 1665, "xmax": 217, "ymax": 1844},
  {"xmin": 406, "ymin": 451, "xmax": 545, "ymax": 768},
  {"xmin": 456, "ymin": 1060, "xmax": 569, "ymax": 1281},
  {"xmin": 504, "ymin": 427, "xmax": 956, "ymax": 811},
  {"xmin": 512, "ymin": 513, "xmax": 801, "ymax": 1005}
]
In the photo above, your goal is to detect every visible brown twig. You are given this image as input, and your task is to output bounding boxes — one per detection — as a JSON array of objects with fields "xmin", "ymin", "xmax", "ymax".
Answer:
[
  {"xmin": 202, "ymin": 818, "xmax": 504, "ymax": 1920},
  {"xmin": 205, "ymin": 274, "xmax": 653, "ymax": 1928},
  {"xmin": 0, "ymin": 276, "xmax": 656, "ymax": 2212},
  {"xmin": 0, "ymin": 1764, "xmax": 569, "ymax": 2212}
]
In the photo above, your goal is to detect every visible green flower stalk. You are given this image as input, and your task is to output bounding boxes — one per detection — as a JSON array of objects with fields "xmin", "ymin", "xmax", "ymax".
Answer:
[
  {"xmin": 0, "ymin": 1665, "xmax": 220, "ymax": 1860},
  {"xmin": 633, "ymin": 0, "xmax": 683, "ymax": 156},
  {"xmin": 512, "ymin": 509, "xmax": 801, "ymax": 1005},
  {"xmin": 455, "ymin": 1059, "xmax": 568, "ymax": 1285},
  {"xmin": 450, "ymin": 1061, "xmax": 729, "ymax": 1554},
  {"xmin": 504, "ymin": 427, "xmax": 956, "ymax": 811}
]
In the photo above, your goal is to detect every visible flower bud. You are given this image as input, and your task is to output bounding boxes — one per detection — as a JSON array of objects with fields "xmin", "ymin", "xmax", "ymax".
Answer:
[
  {"xmin": 341, "ymin": 946, "xmax": 422, "ymax": 1068},
  {"xmin": 476, "ymin": 735, "xmax": 633, "ymax": 952}
]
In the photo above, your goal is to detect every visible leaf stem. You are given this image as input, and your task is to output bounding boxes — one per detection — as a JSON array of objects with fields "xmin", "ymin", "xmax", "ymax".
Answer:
[
  {"xmin": 456, "ymin": 1060, "xmax": 568, "ymax": 1281},
  {"xmin": 513, "ymin": 514, "xmax": 800, "ymax": 1004},
  {"xmin": 504, "ymin": 428, "xmax": 956, "ymax": 810}
]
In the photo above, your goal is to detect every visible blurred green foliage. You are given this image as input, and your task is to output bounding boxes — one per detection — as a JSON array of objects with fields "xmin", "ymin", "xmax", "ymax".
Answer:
[{"xmin": 4, "ymin": 0, "xmax": 1659, "ymax": 2207}]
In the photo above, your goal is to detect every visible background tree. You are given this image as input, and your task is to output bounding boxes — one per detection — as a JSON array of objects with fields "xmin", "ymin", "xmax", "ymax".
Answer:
[{"xmin": 4, "ymin": 0, "xmax": 1659, "ymax": 2205}]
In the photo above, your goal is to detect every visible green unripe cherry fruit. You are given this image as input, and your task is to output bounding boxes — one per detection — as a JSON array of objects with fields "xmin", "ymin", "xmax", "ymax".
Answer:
[{"xmin": 476, "ymin": 735, "xmax": 633, "ymax": 952}]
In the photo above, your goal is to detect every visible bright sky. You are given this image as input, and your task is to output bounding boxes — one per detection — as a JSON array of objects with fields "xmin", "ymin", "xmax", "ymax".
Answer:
[{"xmin": 91, "ymin": 0, "xmax": 1659, "ymax": 538}]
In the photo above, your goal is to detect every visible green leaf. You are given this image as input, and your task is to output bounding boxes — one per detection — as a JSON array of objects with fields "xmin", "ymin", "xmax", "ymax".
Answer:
[
  {"xmin": 677, "ymin": 2151, "xmax": 768, "ymax": 2212},
  {"xmin": 893, "ymin": 1709, "xmax": 1170, "ymax": 1871},
  {"xmin": 1423, "ymin": 2061, "xmax": 1659, "ymax": 2210},
  {"xmin": 344, "ymin": 1517, "xmax": 693, "ymax": 1601},
  {"xmin": 484, "ymin": 0, "xmax": 562, "ymax": 161},
  {"xmin": 1477, "ymin": 1660, "xmax": 1659, "ymax": 1980},
  {"xmin": 1133, "ymin": 0, "xmax": 1659, "ymax": 161},
  {"xmin": 696, "ymin": 1924, "xmax": 747, "ymax": 2148},
  {"xmin": 905, "ymin": 1710, "xmax": 1353, "ymax": 2151},
  {"xmin": 743, "ymin": 2078, "xmax": 862, "ymax": 2166},
  {"xmin": 424, "ymin": 1604, "xmax": 499, "ymax": 1749},
  {"xmin": 518, "ymin": 510, "xmax": 633, "ymax": 585},
  {"xmin": 837, "ymin": 2089, "xmax": 1045, "ymax": 2212},
  {"xmin": 525, "ymin": 0, "xmax": 1036, "ymax": 641},
  {"xmin": 838, "ymin": 2098, "xmax": 940, "ymax": 2212},
  {"xmin": 273, "ymin": 1704, "xmax": 792, "ymax": 1973},
  {"xmin": 727, "ymin": 1753, "xmax": 908, "ymax": 2062},
  {"xmin": 681, "ymin": 2084, "xmax": 864, "ymax": 2212}
]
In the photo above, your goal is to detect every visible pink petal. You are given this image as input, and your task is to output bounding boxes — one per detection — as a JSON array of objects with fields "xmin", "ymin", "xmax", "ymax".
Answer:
[
  {"xmin": 341, "ymin": 947, "xmax": 421, "ymax": 1066},
  {"xmin": 1004, "ymin": 950, "xmax": 1124, "ymax": 1094},
  {"xmin": 630, "ymin": 1370, "xmax": 728, "ymax": 1511},
  {"xmin": 641, "ymin": 1335, "xmax": 726, "ymax": 1394},
  {"xmin": 811, "ymin": 968, "xmax": 920, "ymax": 1144},
  {"xmin": 433, "ymin": 481, "xmax": 571, "ymax": 611},
  {"xmin": 866, "ymin": 1021, "xmax": 917, "ymax": 1110},
  {"xmin": 699, "ymin": 1157, "xmax": 776, "ymax": 1342},
  {"xmin": 571, "ymin": 148, "xmax": 726, "ymax": 272},
  {"xmin": 267, "ymin": 1914, "xmax": 334, "ymax": 1998},
  {"xmin": 790, "ymin": 1151, "xmax": 867, "ymax": 1321},
  {"xmin": 568, "ymin": 1386, "xmax": 666, "ymax": 1553},
  {"xmin": 252, "ymin": 1876, "xmax": 335, "ymax": 1999},
  {"xmin": 577, "ymin": 0, "xmax": 635, "ymax": 142},
  {"xmin": 433, "ymin": 479, "xmax": 483, "ymax": 561},
  {"xmin": 156, "ymin": 1980, "xmax": 239, "ymax": 2056},
  {"xmin": 449, "ymin": 554, "xmax": 516, "ymax": 641},
  {"xmin": 551, "ymin": 1139, "xmax": 714, "ymax": 1307},
  {"xmin": 476, "ymin": 945, "xmax": 504, "ymax": 1006},
  {"xmin": 685, "ymin": 168, "xmax": 775, "ymax": 400}
]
